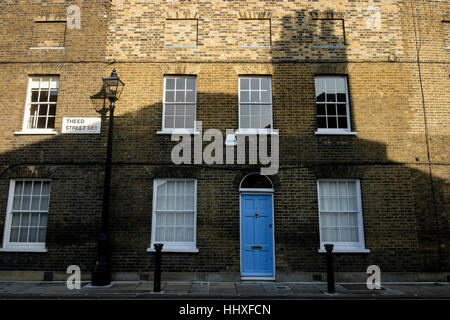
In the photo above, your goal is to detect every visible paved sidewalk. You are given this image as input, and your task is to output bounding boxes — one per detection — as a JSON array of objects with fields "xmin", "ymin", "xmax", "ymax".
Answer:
[{"xmin": 0, "ymin": 281, "xmax": 450, "ymax": 299}]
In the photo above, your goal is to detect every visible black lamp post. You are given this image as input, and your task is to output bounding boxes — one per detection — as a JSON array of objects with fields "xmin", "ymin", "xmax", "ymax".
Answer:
[{"xmin": 90, "ymin": 69, "xmax": 124, "ymax": 286}]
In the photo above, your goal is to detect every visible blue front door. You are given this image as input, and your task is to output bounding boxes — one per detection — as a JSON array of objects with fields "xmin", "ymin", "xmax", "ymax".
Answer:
[{"xmin": 241, "ymin": 194, "xmax": 274, "ymax": 278}]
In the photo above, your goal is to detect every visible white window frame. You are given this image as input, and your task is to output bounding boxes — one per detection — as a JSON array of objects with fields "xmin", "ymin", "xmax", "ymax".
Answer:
[
  {"xmin": 314, "ymin": 76, "xmax": 357, "ymax": 135},
  {"xmin": 237, "ymin": 76, "xmax": 274, "ymax": 134},
  {"xmin": 16, "ymin": 76, "xmax": 59, "ymax": 135},
  {"xmin": 158, "ymin": 76, "xmax": 198, "ymax": 135},
  {"xmin": 148, "ymin": 178, "xmax": 198, "ymax": 253},
  {"xmin": 0, "ymin": 179, "xmax": 51, "ymax": 252},
  {"xmin": 317, "ymin": 179, "xmax": 369, "ymax": 253}
]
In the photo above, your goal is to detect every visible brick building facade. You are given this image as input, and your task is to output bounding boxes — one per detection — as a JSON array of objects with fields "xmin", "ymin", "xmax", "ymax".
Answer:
[{"xmin": 0, "ymin": 0, "xmax": 448, "ymax": 282}]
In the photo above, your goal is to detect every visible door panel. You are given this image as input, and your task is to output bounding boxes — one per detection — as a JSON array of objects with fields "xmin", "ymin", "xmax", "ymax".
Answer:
[{"xmin": 241, "ymin": 194, "xmax": 274, "ymax": 277}]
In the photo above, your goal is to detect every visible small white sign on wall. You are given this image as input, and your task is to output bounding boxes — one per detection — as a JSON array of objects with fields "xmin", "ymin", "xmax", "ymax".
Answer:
[{"xmin": 62, "ymin": 117, "xmax": 101, "ymax": 134}]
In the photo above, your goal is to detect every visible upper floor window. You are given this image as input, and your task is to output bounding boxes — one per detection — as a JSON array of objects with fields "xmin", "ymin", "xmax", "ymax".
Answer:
[
  {"xmin": 238, "ymin": 76, "xmax": 272, "ymax": 132},
  {"xmin": 317, "ymin": 179, "xmax": 367, "ymax": 252},
  {"xmin": 1, "ymin": 180, "xmax": 51, "ymax": 252},
  {"xmin": 161, "ymin": 76, "xmax": 196, "ymax": 133},
  {"xmin": 315, "ymin": 76, "xmax": 354, "ymax": 134},
  {"xmin": 21, "ymin": 76, "xmax": 59, "ymax": 133}
]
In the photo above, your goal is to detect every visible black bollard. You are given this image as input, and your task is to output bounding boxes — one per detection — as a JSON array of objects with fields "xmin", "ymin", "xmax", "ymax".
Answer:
[
  {"xmin": 324, "ymin": 244, "xmax": 335, "ymax": 293},
  {"xmin": 153, "ymin": 243, "xmax": 163, "ymax": 292}
]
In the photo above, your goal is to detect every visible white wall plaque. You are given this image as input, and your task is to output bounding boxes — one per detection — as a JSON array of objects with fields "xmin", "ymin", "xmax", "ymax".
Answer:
[{"xmin": 62, "ymin": 117, "xmax": 101, "ymax": 134}]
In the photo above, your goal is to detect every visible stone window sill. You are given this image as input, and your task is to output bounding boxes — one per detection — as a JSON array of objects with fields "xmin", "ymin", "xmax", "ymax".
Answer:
[{"xmin": 15, "ymin": 130, "xmax": 57, "ymax": 135}]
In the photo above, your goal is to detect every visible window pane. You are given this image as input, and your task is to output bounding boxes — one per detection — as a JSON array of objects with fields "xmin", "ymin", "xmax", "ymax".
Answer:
[
  {"xmin": 22, "ymin": 196, "xmax": 31, "ymax": 210},
  {"xmin": 327, "ymin": 117, "xmax": 337, "ymax": 128},
  {"xmin": 240, "ymin": 105, "xmax": 250, "ymax": 116},
  {"xmin": 337, "ymin": 93, "xmax": 346, "ymax": 102},
  {"xmin": 40, "ymin": 78, "xmax": 50, "ymax": 89},
  {"xmin": 31, "ymin": 196, "xmax": 40, "ymax": 210},
  {"xmin": 185, "ymin": 105, "xmax": 195, "ymax": 117},
  {"xmin": 250, "ymin": 78, "xmax": 259, "ymax": 90},
  {"xmin": 20, "ymin": 213, "xmax": 30, "ymax": 226},
  {"xmin": 166, "ymin": 78, "xmax": 175, "ymax": 90},
  {"xmin": 336, "ymin": 78, "xmax": 346, "ymax": 92},
  {"xmin": 13, "ymin": 196, "xmax": 21, "ymax": 210},
  {"xmin": 240, "ymin": 90, "xmax": 249, "ymax": 102},
  {"xmin": 23, "ymin": 182, "xmax": 32, "ymax": 195},
  {"xmin": 28, "ymin": 227, "xmax": 38, "ymax": 242},
  {"xmin": 47, "ymin": 117, "xmax": 55, "ymax": 129},
  {"xmin": 261, "ymin": 106, "xmax": 271, "ymax": 129},
  {"xmin": 165, "ymin": 91, "xmax": 174, "ymax": 102},
  {"xmin": 185, "ymin": 212, "xmax": 194, "ymax": 225},
  {"xmin": 176, "ymin": 78, "xmax": 185, "ymax": 90},
  {"xmin": 315, "ymin": 78, "xmax": 325, "ymax": 96},
  {"xmin": 40, "ymin": 196, "xmax": 49, "ymax": 210},
  {"xmin": 166, "ymin": 212, "xmax": 175, "ymax": 225},
  {"xmin": 175, "ymin": 116, "xmax": 185, "ymax": 128},
  {"xmin": 176, "ymin": 212, "xmax": 184, "ymax": 226},
  {"xmin": 317, "ymin": 116, "xmax": 327, "ymax": 128},
  {"xmin": 19, "ymin": 228, "xmax": 28, "ymax": 242},
  {"xmin": 37, "ymin": 117, "xmax": 47, "ymax": 128},
  {"xmin": 156, "ymin": 212, "xmax": 165, "ymax": 225},
  {"xmin": 166, "ymin": 226, "xmax": 175, "ymax": 241},
  {"xmin": 175, "ymin": 105, "xmax": 185, "ymax": 116},
  {"xmin": 317, "ymin": 104, "xmax": 326, "ymax": 116},
  {"xmin": 338, "ymin": 117, "xmax": 348, "ymax": 129},
  {"xmin": 337, "ymin": 104, "xmax": 347, "ymax": 116},
  {"xmin": 39, "ymin": 213, "xmax": 48, "ymax": 227},
  {"xmin": 250, "ymin": 91, "xmax": 259, "ymax": 103},
  {"xmin": 185, "ymin": 90, "xmax": 195, "ymax": 103},
  {"xmin": 325, "ymin": 78, "xmax": 335, "ymax": 92},
  {"xmin": 348, "ymin": 196, "xmax": 358, "ymax": 211},
  {"xmin": 155, "ymin": 227, "xmax": 164, "ymax": 242},
  {"xmin": 164, "ymin": 116, "xmax": 174, "ymax": 129},
  {"xmin": 37, "ymin": 228, "xmax": 46, "ymax": 242},
  {"xmin": 250, "ymin": 116, "xmax": 260, "ymax": 128},
  {"xmin": 175, "ymin": 91, "xmax": 185, "ymax": 102},
  {"xmin": 31, "ymin": 90, "xmax": 39, "ymax": 102},
  {"xmin": 260, "ymin": 90, "xmax": 270, "ymax": 103},
  {"xmin": 185, "ymin": 116, "xmax": 194, "ymax": 129},
  {"xmin": 42, "ymin": 182, "xmax": 50, "ymax": 195},
  {"xmin": 350, "ymin": 227, "xmax": 359, "ymax": 242},
  {"xmin": 175, "ymin": 227, "xmax": 184, "ymax": 241},
  {"xmin": 185, "ymin": 227, "xmax": 194, "ymax": 241},
  {"xmin": 326, "ymin": 94, "xmax": 336, "ymax": 102},
  {"xmin": 186, "ymin": 78, "xmax": 195, "ymax": 90},
  {"xmin": 9, "ymin": 227, "xmax": 19, "ymax": 242},
  {"xmin": 240, "ymin": 115, "xmax": 250, "ymax": 128},
  {"xmin": 261, "ymin": 78, "xmax": 271, "ymax": 91},
  {"xmin": 39, "ymin": 90, "xmax": 49, "ymax": 102},
  {"xmin": 49, "ymin": 90, "xmax": 58, "ymax": 102},
  {"xmin": 326, "ymin": 104, "xmax": 336, "ymax": 116},
  {"xmin": 240, "ymin": 78, "xmax": 249, "ymax": 90},
  {"xmin": 11, "ymin": 213, "xmax": 21, "ymax": 226}
]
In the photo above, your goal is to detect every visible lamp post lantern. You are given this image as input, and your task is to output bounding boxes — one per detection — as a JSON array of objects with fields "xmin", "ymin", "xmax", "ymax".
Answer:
[{"xmin": 90, "ymin": 69, "xmax": 124, "ymax": 286}]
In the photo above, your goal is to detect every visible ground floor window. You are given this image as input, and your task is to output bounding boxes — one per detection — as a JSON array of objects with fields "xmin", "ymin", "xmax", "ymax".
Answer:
[
  {"xmin": 317, "ymin": 179, "xmax": 366, "ymax": 251},
  {"xmin": 150, "ymin": 179, "xmax": 198, "ymax": 252},
  {"xmin": 2, "ymin": 180, "xmax": 51, "ymax": 251}
]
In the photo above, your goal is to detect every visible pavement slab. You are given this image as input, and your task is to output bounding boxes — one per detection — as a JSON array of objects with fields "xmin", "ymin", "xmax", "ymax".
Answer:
[
  {"xmin": 165, "ymin": 282, "xmax": 192, "ymax": 294},
  {"xmin": 189, "ymin": 282, "xmax": 209, "ymax": 295},
  {"xmin": 209, "ymin": 282, "xmax": 237, "ymax": 296},
  {"xmin": 236, "ymin": 283, "xmax": 266, "ymax": 296}
]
